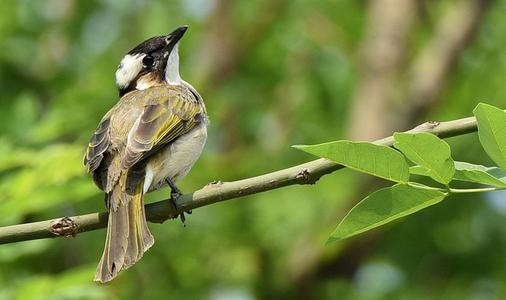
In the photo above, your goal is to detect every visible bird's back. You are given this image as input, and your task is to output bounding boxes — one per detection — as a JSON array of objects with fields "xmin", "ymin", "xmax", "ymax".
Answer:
[{"xmin": 85, "ymin": 84, "xmax": 206, "ymax": 194}]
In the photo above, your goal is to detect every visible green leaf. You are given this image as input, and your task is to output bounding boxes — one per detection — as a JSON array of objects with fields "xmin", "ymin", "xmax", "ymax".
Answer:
[
  {"xmin": 411, "ymin": 162, "xmax": 506, "ymax": 188},
  {"xmin": 328, "ymin": 184, "xmax": 446, "ymax": 243},
  {"xmin": 293, "ymin": 141, "xmax": 409, "ymax": 183},
  {"xmin": 453, "ymin": 161, "xmax": 506, "ymax": 187},
  {"xmin": 473, "ymin": 103, "xmax": 506, "ymax": 170},
  {"xmin": 394, "ymin": 132, "xmax": 455, "ymax": 185},
  {"xmin": 409, "ymin": 165, "xmax": 431, "ymax": 177}
]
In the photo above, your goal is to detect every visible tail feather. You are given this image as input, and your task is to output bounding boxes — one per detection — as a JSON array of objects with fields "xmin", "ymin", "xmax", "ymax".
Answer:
[
  {"xmin": 94, "ymin": 180, "xmax": 154, "ymax": 283},
  {"xmin": 140, "ymin": 203, "xmax": 154, "ymax": 246}
]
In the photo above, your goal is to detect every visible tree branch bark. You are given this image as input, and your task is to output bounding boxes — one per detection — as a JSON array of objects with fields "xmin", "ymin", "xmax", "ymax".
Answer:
[
  {"xmin": 407, "ymin": 0, "xmax": 493, "ymax": 120},
  {"xmin": 347, "ymin": 0, "xmax": 417, "ymax": 140},
  {"xmin": 0, "ymin": 115, "xmax": 478, "ymax": 245}
]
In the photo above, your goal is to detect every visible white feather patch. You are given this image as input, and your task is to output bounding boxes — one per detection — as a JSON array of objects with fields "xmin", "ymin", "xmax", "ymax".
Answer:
[
  {"xmin": 165, "ymin": 43, "xmax": 182, "ymax": 85},
  {"xmin": 116, "ymin": 54, "xmax": 144, "ymax": 88},
  {"xmin": 144, "ymin": 123, "xmax": 207, "ymax": 192},
  {"xmin": 136, "ymin": 82, "xmax": 149, "ymax": 90},
  {"xmin": 143, "ymin": 164, "xmax": 155, "ymax": 194}
]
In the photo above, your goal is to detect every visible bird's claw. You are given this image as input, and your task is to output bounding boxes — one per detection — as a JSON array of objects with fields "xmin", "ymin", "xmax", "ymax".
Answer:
[
  {"xmin": 169, "ymin": 191, "xmax": 184, "ymax": 224},
  {"xmin": 170, "ymin": 191, "xmax": 182, "ymax": 206},
  {"xmin": 167, "ymin": 184, "xmax": 191, "ymax": 227}
]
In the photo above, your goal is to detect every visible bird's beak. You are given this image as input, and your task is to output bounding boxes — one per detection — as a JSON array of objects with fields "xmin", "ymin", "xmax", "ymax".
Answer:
[
  {"xmin": 164, "ymin": 25, "xmax": 188, "ymax": 52},
  {"xmin": 169, "ymin": 25, "xmax": 188, "ymax": 43}
]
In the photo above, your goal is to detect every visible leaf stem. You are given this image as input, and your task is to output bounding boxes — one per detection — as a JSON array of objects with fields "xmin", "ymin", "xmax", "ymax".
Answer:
[
  {"xmin": 408, "ymin": 182, "xmax": 506, "ymax": 194},
  {"xmin": 407, "ymin": 182, "xmax": 448, "ymax": 194},
  {"xmin": 448, "ymin": 187, "xmax": 505, "ymax": 193}
]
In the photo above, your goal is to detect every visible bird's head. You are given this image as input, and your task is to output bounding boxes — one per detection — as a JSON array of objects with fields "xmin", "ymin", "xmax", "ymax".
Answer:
[{"xmin": 115, "ymin": 25, "xmax": 188, "ymax": 96}]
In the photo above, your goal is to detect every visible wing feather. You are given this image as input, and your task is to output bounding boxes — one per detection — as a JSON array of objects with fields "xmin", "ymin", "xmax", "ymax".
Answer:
[
  {"xmin": 84, "ymin": 114, "xmax": 112, "ymax": 173},
  {"xmin": 83, "ymin": 85, "xmax": 204, "ymax": 192},
  {"xmin": 121, "ymin": 88, "xmax": 202, "ymax": 169}
]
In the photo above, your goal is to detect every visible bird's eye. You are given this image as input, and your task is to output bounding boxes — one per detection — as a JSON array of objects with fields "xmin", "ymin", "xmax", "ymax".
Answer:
[{"xmin": 142, "ymin": 55, "xmax": 154, "ymax": 67}]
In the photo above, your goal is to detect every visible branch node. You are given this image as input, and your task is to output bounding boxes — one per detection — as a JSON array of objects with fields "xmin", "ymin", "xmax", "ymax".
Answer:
[
  {"xmin": 415, "ymin": 121, "xmax": 440, "ymax": 131},
  {"xmin": 296, "ymin": 168, "xmax": 316, "ymax": 185},
  {"xmin": 205, "ymin": 180, "xmax": 223, "ymax": 188},
  {"xmin": 49, "ymin": 217, "xmax": 78, "ymax": 237},
  {"xmin": 427, "ymin": 120, "xmax": 440, "ymax": 128}
]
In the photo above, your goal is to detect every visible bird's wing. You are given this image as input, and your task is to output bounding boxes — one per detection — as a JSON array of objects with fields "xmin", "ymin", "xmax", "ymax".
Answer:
[
  {"xmin": 121, "ymin": 86, "xmax": 203, "ymax": 169},
  {"xmin": 84, "ymin": 111, "xmax": 113, "ymax": 173}
]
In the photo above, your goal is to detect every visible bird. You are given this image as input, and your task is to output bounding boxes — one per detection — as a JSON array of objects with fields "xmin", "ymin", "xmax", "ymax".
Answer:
[{"xmin": 83, "ymin": 25, "xmax": 208, "ymax": 283}]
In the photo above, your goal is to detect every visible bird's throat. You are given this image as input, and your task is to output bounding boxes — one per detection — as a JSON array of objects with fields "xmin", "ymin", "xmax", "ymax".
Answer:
[{"xmin": 165, "ymin": 43, "xmax": 182, "ymax": 85}]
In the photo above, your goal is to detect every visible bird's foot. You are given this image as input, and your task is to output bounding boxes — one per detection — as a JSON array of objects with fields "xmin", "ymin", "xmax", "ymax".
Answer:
[
  {"xmin": 169, "ymin": 190, "xmax": 182, "ymax": 208},
  {"xmin": 166, "ymin": 179, "xmax": 191, "ymax": 226}
]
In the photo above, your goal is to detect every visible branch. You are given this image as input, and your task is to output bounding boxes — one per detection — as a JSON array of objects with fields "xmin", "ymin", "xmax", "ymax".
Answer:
[
  {"xmin": 347, "ymin": 0, "xmax": 418, "ymax": 140},
  {"xmin": 0, "ymin": 115, "xmax": 478, "ymax": 245},
  {"xmin": 408, "ymin": 0, "xmax": 493, "ymax": 119}
]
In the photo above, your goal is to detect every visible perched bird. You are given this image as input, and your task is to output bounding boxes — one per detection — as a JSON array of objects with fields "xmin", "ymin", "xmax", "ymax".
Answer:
[{"xmin": 83, "ymin": 26, "xmax": 208, "ymax": 283}]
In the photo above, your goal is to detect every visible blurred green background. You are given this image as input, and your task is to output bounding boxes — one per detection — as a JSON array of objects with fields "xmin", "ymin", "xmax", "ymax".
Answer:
[{"xmin": 1, "ymin": 0, "xmax": 506, "ymax": 299}]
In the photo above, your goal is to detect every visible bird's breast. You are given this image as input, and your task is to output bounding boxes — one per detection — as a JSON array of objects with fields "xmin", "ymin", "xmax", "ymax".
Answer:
[{"xmin": 143, "ymin": 122, "xmax": 207, "ymax": 193}]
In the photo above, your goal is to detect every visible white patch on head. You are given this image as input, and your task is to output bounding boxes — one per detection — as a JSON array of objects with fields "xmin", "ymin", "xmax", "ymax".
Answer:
[
  {"xmin": 165, "ymin": 43, "xmax": 182, "ymax": 85},
  {"xmin": 115, "ymin": 54, "xmax": 144, "ymax": 89}
]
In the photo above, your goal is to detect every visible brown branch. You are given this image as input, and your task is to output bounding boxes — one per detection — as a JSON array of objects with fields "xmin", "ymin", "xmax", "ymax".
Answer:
[
  {"xmin": 0, "ymin": 114, "xmax": 478, "ymax": 245},
  {"xmin": 347, "ymin": 0, "xmax": 418, "ymax": 140},
  {"xmin": 408, "ymin": 0, "xmax": 493, "ymax": 120}
]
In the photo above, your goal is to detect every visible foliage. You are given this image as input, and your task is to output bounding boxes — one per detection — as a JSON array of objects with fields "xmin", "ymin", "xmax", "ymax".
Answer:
[
  {"xmin": 293, "ymin": 141, "xmax": 410, "ymax": 183},
  {"xmin": 297, "ymin": 103, "xmax": 506, "ymax": 243}
]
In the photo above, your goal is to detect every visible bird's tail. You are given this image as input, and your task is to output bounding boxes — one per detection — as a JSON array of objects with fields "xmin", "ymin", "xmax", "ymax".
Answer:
[{"xmin": 94, "ymin": 179, "xmax": 154, "ymax": 283}]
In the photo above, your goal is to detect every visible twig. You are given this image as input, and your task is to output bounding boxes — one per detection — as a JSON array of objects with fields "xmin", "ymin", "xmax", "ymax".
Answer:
[{"xmin": 0, "ymin": 115, "xmax": 478, "ymax": 245}]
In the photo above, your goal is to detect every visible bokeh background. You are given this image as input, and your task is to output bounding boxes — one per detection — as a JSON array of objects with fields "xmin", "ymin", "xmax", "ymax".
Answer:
[{"xmin": 1, "ymin": 0, "xmax": 506, "ymax": 299}]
